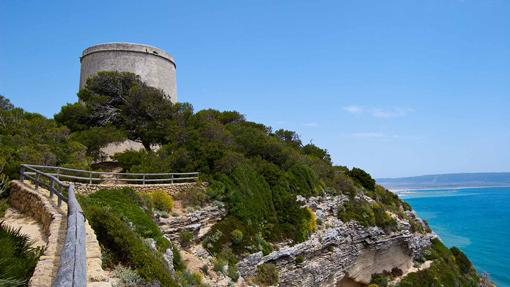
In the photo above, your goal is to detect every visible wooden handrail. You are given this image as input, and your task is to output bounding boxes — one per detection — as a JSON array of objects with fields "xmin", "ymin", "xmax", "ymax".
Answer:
[
  {"xmin": 22, "ymin": 164, "xmax": 199, "ymax": 185},
  {"xmin": 19, "ymin": 165, "xmax": 87, "ymax": 287}
]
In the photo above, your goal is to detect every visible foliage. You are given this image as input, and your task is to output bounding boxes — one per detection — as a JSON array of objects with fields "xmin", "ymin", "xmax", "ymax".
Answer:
[
  {"xmin": 179, "ymin": 230, "xmax": 194, "ymax": 248},
  {"xmin": 295, "ymin": 255, "xmax": 304, "ymax": 264},
  {"xmin": 81, "ymin": 204, "xmax": 176, "ymax": 286},
  {"xmin": 348, "ymin": 167, "xmax": 376, "ymax": 191},
  {"xmin": 0, "ymin": 221, "xmax": 44, "ymax": 285},
  {"xmin": 70, "ymin": 126, "xmax": 126, "ymax": 160},
  {"xmin": 0, "ymin": 100, "xmax": 88, "ymax": 178},
  {"xmin": 399, "ymin": 239, "xmax": 479, "ymax": 287},
  {"xmin": 112, "ymin": 265, "xmax": 146, "ymax": 287},
  {"xmin": 338, "ymin": 199, "xmax": 375, "ymax": 227},
  {"xmin": 175, "ymin": 186, "xmax": 208, "ymax": 208},
  {"xmin": 79, "ymin": 188, "xmax": 169, "ymax": 251},
  {"xmin": 0, "ymin": 199, "xmax": 8, "ymax": 218},
  {"xmin": 150, "ymin": 190, "xmax": 174, "ymax": 213},
  {"xmin": 55, "ymin": 71, "xmax": 177, "ymax": 149},
  {"xmin": 230, "ymin": 229, "xmax": 243, "ymax": 245},
  {"xmin": 254, "ymin": 263, "xmax": 279, "ymax": 286},
  {"xmin": 370, "ymin": 273, "xmax": 389, "ymax": 287}
]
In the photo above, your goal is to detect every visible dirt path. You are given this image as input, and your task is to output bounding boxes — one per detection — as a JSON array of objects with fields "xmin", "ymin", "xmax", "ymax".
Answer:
[{"xmin": 2, "ymin": 207, "xmax": 47, "ymax": 248}]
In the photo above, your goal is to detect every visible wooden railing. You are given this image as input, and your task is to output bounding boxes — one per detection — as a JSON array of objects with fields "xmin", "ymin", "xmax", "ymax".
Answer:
[
  {"xmin": 18, "ymin": 164, "xmax": 199, "ymax": 286},
  {"xmin": 19, "ymin": 164, "xmax": 87, "ymax": 287},
  {"xmin": 21, "ymin": 164, "xmax": 199, "ymax": 185}
]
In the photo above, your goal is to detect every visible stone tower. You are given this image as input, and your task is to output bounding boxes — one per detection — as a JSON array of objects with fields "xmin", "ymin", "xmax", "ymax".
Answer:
[{"xmin": 79, "ymin": 42, "xmax": 177, "ymax": 103}]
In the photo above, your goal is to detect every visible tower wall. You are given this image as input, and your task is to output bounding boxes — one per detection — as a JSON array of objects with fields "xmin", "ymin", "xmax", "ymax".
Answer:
[{"xmin": 80, "ymin": 43, "xmax": 177, "ymax": 103}]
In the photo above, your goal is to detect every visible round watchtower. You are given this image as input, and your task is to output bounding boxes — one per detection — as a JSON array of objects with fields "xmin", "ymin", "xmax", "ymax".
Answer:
[{"xmin": 80, "ymin": 42, "xmax": 177, "ymax": 103}]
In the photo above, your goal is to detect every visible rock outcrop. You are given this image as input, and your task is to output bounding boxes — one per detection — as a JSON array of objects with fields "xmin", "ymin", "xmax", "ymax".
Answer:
[{"xmin": 236, "ymin": 195, "xmax": 434, "ymax": 286}]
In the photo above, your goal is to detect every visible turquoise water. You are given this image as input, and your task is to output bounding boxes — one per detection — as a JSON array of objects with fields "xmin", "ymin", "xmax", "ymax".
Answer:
[{"xmin": 401, "ymin": 187, "xmax": 510, "ymax": 287}]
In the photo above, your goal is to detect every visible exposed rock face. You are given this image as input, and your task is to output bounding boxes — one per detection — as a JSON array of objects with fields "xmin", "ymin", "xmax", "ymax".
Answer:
[
  {"xmin": 237, "ymin": 195, "xmax": 434, "ymax": 287},
  {"xmin": 158, "ymin": 203, "xmax": 226, "ymax": 241}
]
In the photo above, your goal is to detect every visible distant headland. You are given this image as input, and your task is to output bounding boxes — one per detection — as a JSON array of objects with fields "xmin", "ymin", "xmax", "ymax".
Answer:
[{"xmin": 377, "ymin": 172, "xmax": 510, "ymax": 190}]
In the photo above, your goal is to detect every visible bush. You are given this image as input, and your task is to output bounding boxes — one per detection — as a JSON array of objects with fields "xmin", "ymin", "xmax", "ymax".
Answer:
[
  {"xmin": 370, "ymin": 273, "xmax": 389, "ymax": 287},
  {"xmin": 83, "ymin": 205, "xmax": 176, "ymax": 286},
  {"xmin": 112, "ymin": 265, "xmax": 145, "ymax": 287},
  {"xmin": 179, "ymin": 230, "xmax": 194, "ymax": 247},
  {"xmin": 176, "ymin": 186, "xmax": 208, "ymax": 208},
  {"xmin": 451, "ymin": 247, "xmax": 472, "ymax": 274},
  {"xmin": 150, "ymin": 190, "xmax": 173, "ymax": 212},
  {"xmin": 0, "ymin": 199, "xmax": 8, "ymax": 218},
  {"xmin": 295, "ymin": 255, "xmax": 304, "ymax": 264},
  {"xmin": 391, "ymin": 267, "xmax": 403, "ymax": 277},
  {"xmin": 0, "ymin": 222, "xmax": 44, "ymax": 285},
  {"xmin": 79, "ymin": 188, "xmax": 169, "ymax": 251},
  {"xmin": 348, "ymin": 167, "xmax": 375, "ymax": 191},
  {"xmin": 399, "ymin": 239, "xmax": 479, "ymax": 287},
  {"xmin": 231, "ymin": 229, "xmax": 243, "ymax": 245},
  {"xmin": 304, "ymin": 207, "xmax": 317, "ymax": 234},
  {"xmin": 254, "ymin": 263, "xmax": 279, "ymax": 286},
  {"xmin": 338, "ymin": 199, "xmax": 375, "ymax": 227}
]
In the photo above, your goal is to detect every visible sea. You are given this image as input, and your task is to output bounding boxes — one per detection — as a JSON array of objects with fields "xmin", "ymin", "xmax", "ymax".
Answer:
[{"xmin": 400, "ymin": 186, "xmax": 510, "ymax": 286}]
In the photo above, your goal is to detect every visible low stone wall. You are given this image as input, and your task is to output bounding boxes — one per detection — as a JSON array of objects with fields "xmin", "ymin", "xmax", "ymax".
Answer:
[
  {"xmin": 9, "ymin": 180, "xmax": 66, "ymax": 287},
  {"xmin": 73, "ymin": 182, "xmax": 199, "ymax": 196}
]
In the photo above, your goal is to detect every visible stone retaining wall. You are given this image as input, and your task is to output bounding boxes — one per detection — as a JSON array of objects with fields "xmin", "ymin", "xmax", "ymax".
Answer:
[
  {"xmin": 72, "ymin": 182, "xmax": 199, "ymax": 196},
  {"xmin": 9, "ymin": 180, "xmax": 66, "ymax": 287}
]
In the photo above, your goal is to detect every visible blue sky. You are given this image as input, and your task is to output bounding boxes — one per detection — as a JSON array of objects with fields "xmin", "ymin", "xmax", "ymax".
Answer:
[{"xmin": 1, "ymin": 0, "xmax": 509, "ymax": 178}]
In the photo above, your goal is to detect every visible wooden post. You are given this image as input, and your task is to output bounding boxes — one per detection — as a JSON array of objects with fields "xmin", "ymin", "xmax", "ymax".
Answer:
[
  {"xmin": 50, "ymin": 178, "xmax": 55, "ymax": 198},
  {"xmin": 171, "ymin": 174, "xmax": 174, "ymax": 184},
  {"xmin": 35, "ymin": 173, "xmax": 40, "ymax": 190},
  {"xmin": 142, "ymin": 174, "xmax": 146, "ymax": 185},
  {"xmin": 89, "ymin": 172, "xmax": 92, "ymax": 184},
  {"xmin": 19, "ymin": 166, "xmax": 25, "ymax": 182},
  {"xmin": 56, "ymin": 167, "xmax": 61, "ymax": 180}
]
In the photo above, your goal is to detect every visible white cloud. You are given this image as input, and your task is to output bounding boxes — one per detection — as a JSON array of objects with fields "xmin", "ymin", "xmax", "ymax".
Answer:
[
  {"xmin": 342, "ymin": 105, "xmax": 414, "ymax": 118},
  {"xmin": 303, "ymin": 122, "xmax": 319, "ymax": 127},
  {"xmin": 342, "ymin": 105, "xmax": 364, "ymax": 114},
  {"xmin": 371, "ymin": 107, "xmax": 414, "ymax": 118}
]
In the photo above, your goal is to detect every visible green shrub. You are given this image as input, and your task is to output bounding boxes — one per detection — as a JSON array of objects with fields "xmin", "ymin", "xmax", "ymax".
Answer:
[
  {"xmin": 399, "ymin": 239, "xmax": 479, "ymax": 287},
  {"xmin": 83, "ymin": 205, "xmax": 176, "ymax": 286},
  {"xmin": 348, "ymin": 167, "xmax": 375, "ymax": 191},
  {"xmin": 231, "ymin": 229, "xmax": 243, "ymax": 245},
  {"xmin": 150, "ymin": 190, "xmax": 173, "ymax": 212},
  {"xmin": 179, "ymin": 230, "xmax": 194, "ymax": 247},
  {"xmin": 0, "ymin": 222, "xmax": 44, "ymax": 285},
  {"xmin": 254, "ymin": 263, "xmax": 279, "ymax": 286},
  {"xmin": 451, "ymin": 246, "xmax": 472, "ymax": 274},
  {"xmin": 212, "ymin": 258, "xmax": 226, "ymax": 274},
  {"xmin": 176, "ymin": 271, "xmax": 204, "ymax": 287},
  {"xmin": 227, "ymin": 264, "xmax": 240, "ymax": 282},
  {"xmin": 338, "ymin": 199, "xmax": 375, "ymax": 227},
  {"xmin": 0, "ymin": 199, "xmax": 8, "ymax": 218},
  {"xmin": 370, "ymin": 273, "xmax": 389, "ymax": 287},
  {"xmin": 112, "ymin": 265, "xmax": 145, "ymax": 287},
  {"xmin": 304, "ymin": 207, "xmax": 317, "ymax": 234},
  {"xmin": 79, "ymin": 188, "xmax": 169, "ymax": 251},
  {"xmin": 295, "ymin": 255, "xmax": 304, "ymax": 264},
  {"xmin": 176, "ymin": 186, "xmax": 208, "ymax": 208}
]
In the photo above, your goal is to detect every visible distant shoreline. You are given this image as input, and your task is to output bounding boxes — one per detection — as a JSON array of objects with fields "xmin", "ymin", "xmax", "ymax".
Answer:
[{"xmin": 388, "ymin": 185, "xmax": 510, "ymax": 193}]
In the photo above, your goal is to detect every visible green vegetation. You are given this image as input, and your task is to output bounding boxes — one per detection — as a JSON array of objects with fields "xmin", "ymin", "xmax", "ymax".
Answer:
[
  {"xmin": 254, "ymin": 263, "xmax": 279, "ymax": 286},
  {"xmin": 79, "ymin": 188, "xmax": 178, "ymax": 286},
  {"xmin": 51, "ymin": 72, "xmax": 426, "ymax": 255},
  {"xmin": 0, "ymin": 74, "xmax": 482, "ymax": 286},
  {"xmin": 0, "ymin": 199, "xmax": 8, "ymax": 218},
  {"xmin": 398, "ymin": 239, "xmax": 480, "ymax": 287},
  {"xmin": 149, "ymin": 190, "xmax": 174, "ymax": 213},
  {"xmin": 0, "ymin": 221, "xmax": 44, "ymax": 286},
  {"xmin": 0, "ymin": 95, "xmax": 88, "ymax": 179}
]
